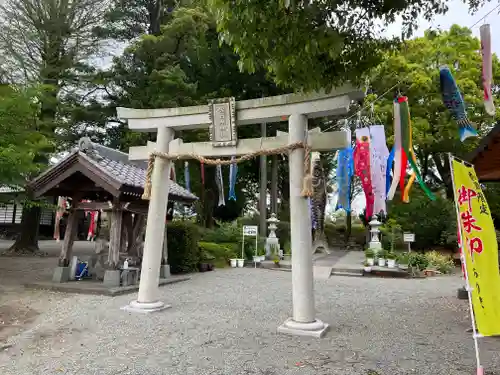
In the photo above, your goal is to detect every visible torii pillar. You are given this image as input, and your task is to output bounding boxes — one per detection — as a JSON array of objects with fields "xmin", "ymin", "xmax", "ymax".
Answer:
[
  {"xmin": 116, "ymin": 87, "xmax": 364, "ymax": 337},
  {"xmin": 276, "ymin": 113, "xmax": 327, "ymax": 337}
]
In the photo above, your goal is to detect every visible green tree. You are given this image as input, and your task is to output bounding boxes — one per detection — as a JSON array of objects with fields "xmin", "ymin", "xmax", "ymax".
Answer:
[
  {"xmin": 0, "ymin": 85, "xmax": 50, "ymax": 184},
  {"xmin": 385, "ymin": 191, "xmax": 456, "ymax": 250},
  {"xmin": 0, "ymin": 0, "xmax": 106, "ymax": 252},
  {"xmin": 207, "ymin": 0, "xmax": 488, "ymax": 91},
  {"xmin": 95, "ymin": 0, "xmax": 185, "ymax": 39},
  {"xmin": 370, "ymin": 25, "xmax": 500, "ymax": 199},
  {"xmin": 83, "ymin": 3, "xmax": 292, "ymax": 227}
]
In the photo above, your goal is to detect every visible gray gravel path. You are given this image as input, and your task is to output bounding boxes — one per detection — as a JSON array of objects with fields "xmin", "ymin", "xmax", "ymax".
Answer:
[{"xmin": 1, "ymin": 269, "xmax": 499, "ymax": 375}]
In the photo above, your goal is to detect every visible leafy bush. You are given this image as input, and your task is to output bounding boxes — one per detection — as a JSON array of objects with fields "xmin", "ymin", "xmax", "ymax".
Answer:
[
  {"xmin": 387, "ymin": 191, "xmax": 456, "ymax": 250},
  {"xmin": 201, "ymin": 220, "xmax": 241, "ymax": 243},
  {"xmin": 167, "ymin": 222, "xmax": 201, "ymax": 274},
  {"xmin": 386, "ymin": 252, "xmax": 396, "ymax": 260},
  {"xmin": 380, "ymin": 219, "xmax": 404, "ymax": 251},
  {"xmin": 324, "ymin": 222, "xmax": 366, "ymax": 246},
  {"xmin": 198, "ymin": 241, "xmax": 237, "ymax": 268},
  {"xmin": 425, "ymin": 250, "xmax": 455, "ymax": 274},
  {"xmin": 407, "ymin": 252, "xmax": 429, "ymax": 271},
  {"xmin": 200, "ymin": 220, "xmax": 263, "ymax": 260},
  {"xmin": 397, "ymin": 252, "xmax": 410, "ymax": 265},
  {"xmin": 378, "ymin": 249, "xmax": 388, "ymax": 259}
]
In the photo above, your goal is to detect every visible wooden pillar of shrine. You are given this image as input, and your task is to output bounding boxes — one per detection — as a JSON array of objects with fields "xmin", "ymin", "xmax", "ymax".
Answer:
[
  {"xmin": 126, "ymin": 213, "xmax": 146, "ymax": 257},
  {"xmin": 53, "ymin": 195, "xmax": 80, "ymax": 283},
  {"xmin": 103, "ymin": 200, "xmax": 124, "ymax": 287}
]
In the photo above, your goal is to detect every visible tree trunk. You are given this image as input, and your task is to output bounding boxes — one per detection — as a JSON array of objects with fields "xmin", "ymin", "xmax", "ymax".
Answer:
[
  {"xmin": 344, "ymin": 210, "xmax": 352, "ymax": 244},
  {"xmin": 5, "ymin": 186, "xmax": 42, "ymax": 255},
  {"xmin": 148, "ymin": 0, "xmax": 164, "ymax": 36},
  {"xmin": 203, "ymin": 165, "xmax": 216, "ymax": 228},
  {"xmin": 271, "ymin": 155, "xmax": 278, "ymax": 214},
  {"xmin": 432, "ymin": 153, "xmax": 454, "ymax": 199},
  {"xmin": 278, "ymin": 155, "xmax": 290, "ymax": 222},
  {"xmin": 344, "ymin": 174, "xmax": 355, "ymax": 244}
]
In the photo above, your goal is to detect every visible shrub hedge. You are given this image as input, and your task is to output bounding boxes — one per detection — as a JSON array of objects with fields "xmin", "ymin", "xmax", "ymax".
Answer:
[
  {"xmin": 386, "ymin": 191, "xmax": 456, "ymax": 250},
  {"xmin": 200, "ymin": 220, "xmax": 264, "ymax": 259},
  {"xmin": 324, "ymin": 222, "xmax": 366, "ymax": 247},
  {"xmin": 167, "ymin": 222, "xmax": 201, "ymax": 274},
  {"xmin": 198, "ymin": 241, "xmax": 237, "ymax": 267}
]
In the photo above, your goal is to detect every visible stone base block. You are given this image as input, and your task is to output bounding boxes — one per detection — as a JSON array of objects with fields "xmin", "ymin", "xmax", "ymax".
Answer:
[
  {"xmin": 160, "ymin": 265, "xmax": 170, "ymax": 278},
  {"xmin": 121, "ymin": 300, "xmax": 171, "ymax": 314},
  {"xmin": 260, "ymin": 260, "xmax": 279, "ymax": 269},
  {"xmin": 103, "ymin": 270, "xmax": 120, "ymax": 288},
  {"xmin": 457, "ymin": 286, "xmax": 469, "ymax": 300},
  {"xmin": 277, "ymin": 318, "xmax": 329, "ymax": 338},
  {"xmin": 52, "ymin": 267, "xmax": 71, "ymax": 283}
]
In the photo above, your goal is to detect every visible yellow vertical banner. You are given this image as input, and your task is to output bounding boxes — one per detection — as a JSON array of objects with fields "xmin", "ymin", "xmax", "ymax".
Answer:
[{"xmin": 451, "ymin": 156, "xmax": 500, "ymax": 336}]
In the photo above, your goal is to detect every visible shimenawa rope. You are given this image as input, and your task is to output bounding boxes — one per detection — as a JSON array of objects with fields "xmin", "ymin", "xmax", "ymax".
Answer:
[{"xmin": 141, "ymin": 141, "xmax": 314, "ymax": 200}]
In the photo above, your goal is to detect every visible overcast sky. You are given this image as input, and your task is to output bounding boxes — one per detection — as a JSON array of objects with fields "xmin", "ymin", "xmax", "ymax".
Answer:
[{"xmin": 385, "ymin": 0, "xmax": 500, "ymax": 52}]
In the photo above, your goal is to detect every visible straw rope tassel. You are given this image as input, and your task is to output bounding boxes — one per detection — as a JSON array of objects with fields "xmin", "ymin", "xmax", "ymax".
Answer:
[
  {"xmin": 141, "ymin": 141, "xmax": 312, "ymax": 200},
  {"xmin": 142, "ymin": 154, "xmax": 156, "ymax": 200},
  {"xmin": 301, "ymin": 147, "xmax": 314, "ymax": 197}
]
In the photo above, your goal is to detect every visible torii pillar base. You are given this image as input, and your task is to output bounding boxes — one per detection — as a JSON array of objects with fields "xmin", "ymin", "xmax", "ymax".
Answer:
[
  {"xmin": 121, "ymin": 300, "xmax": 171, "ymax": 314},
  {"xmin": 277, "ymin": 318, "xmax": 329, "ymax": 338}
]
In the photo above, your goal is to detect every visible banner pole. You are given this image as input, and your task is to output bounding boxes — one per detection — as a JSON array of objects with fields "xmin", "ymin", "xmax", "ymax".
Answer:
[{"xmin": 448, "ymin": 153, "xmax": 483, "ymax": 375}]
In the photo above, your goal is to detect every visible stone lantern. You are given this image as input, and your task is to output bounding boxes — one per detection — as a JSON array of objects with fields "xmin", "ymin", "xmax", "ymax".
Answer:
[
  {"xmin": 368, "ymin": 217, "xmax": 382, "ymax": 255},
  {"xmin": 265, "ymin": 213, "xmax": 280, "ymax": 259}
]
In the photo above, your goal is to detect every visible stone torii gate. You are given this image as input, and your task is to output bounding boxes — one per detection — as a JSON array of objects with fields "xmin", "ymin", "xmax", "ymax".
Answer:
[{"xmin": 117, "ymin": 86, "xmax": 363, "ymax": 338}]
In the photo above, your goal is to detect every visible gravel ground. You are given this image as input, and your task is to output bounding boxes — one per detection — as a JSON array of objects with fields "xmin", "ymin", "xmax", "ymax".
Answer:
[{"xmin": 1, "ymin": 268, "xmax": 499, "ymax": 375}]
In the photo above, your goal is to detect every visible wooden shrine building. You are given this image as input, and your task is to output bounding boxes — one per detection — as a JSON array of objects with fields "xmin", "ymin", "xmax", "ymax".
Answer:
[
  {"xmin": 468, "ymin": 122, "xmax": 500, "ymax": 181},
  {"xmin": 29, "ymin": 137, "xmax": 197, "ymax": 285}
]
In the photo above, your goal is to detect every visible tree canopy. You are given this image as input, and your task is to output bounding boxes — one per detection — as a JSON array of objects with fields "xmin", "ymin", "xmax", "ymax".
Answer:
[
  {"xmin": 0, "ymin": 85, "xmax": 50, "ymax": 184},
  {"xmin": 207, "ymin": 0, "xmax": 490, "ymax": 91}
]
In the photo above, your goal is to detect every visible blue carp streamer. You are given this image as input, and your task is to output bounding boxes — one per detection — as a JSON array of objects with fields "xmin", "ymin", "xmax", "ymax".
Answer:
[
  {"xmin": 228, "ymin": 156, "xmax": 237, "ymax": 201},
  {"xmin": 439, "ymin": 65, "xmax": 478, "ymax": 142},
  {"xmin": 335, "ymin": 147, "xmax": 354, "ymax": 213},
  {"xmin": 184, "ymin": 161, "xmax": 190, "ymax": 192},
  {"xmin": 385, "ymin": 146, "xmax": 395, "ymax": 198}
]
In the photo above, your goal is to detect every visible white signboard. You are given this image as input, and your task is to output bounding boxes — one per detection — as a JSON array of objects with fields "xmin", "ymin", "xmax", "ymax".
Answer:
[
  {"xmin": 403, "ymin": 233, "xmax": 415, "ymax": 243},
  {"xmin": 243, "ymin": 225, "xmax": 258, "ymax": 236},
  {"xmin": 242, "ymin": 225, "xmax": 259, "ymax": 267}
]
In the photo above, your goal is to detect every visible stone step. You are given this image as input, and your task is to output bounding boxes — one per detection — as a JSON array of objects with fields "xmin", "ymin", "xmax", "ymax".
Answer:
[
  {"xmin": 269, "ymin": 267, "xmax": 291, "ymax": 272},
  {"xmin": 279, "ymin": 261, "xmax": 291, "ymax": 269},
  {"xmin": 331, "ymin": 269, "xmax": 364, "ymax": 277}
]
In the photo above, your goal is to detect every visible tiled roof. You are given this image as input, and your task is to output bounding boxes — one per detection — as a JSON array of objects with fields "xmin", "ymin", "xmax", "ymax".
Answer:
[
  {"xmin": 79, "ymin": 150, "xmax": 197, "ymax": 201},
  {"xmin": 29, "ymin": 138, "xmax": 197, "ymax": 202}
]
